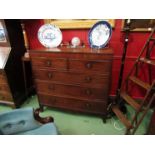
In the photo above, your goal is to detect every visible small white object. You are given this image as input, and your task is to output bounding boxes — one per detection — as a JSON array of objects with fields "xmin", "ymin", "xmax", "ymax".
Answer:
[
  {"xmin": 127, "ymin": 19, "xmax": 131, "ymax": 24},
  {"xmin": 125, "ymin": 39, "xmax": 128, "ymax": 42},
  {"xmin": 24, "ymin": 52, "xmax": 29, "ymax": 58},
  {"xmin": 71, "ymin": 37, "xmax": 81, "ymax": 47}
]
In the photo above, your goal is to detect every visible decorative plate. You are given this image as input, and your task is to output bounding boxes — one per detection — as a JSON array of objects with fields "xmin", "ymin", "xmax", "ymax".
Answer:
[
  {"xmin": 88, "ymin": 20, "xmax": 112, "ymax": 49},
  {"xmin": 38, "ymin": 24, "xmax": 62, "ymax": 48}
]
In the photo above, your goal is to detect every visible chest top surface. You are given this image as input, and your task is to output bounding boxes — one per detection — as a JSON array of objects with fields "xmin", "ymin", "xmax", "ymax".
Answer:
[{"xmin": 30, "ymin": 47, "xmax": 113, "ymax": 55}]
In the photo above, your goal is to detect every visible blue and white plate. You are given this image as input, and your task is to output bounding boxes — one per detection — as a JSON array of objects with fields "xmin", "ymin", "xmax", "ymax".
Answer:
[
  {"xmin": 88, "ymin": 20, "xmax": 112, "ymax": 49},
  {"xmin": 38, "ymin": 24, "xmax": 62, "ymax": 48}
]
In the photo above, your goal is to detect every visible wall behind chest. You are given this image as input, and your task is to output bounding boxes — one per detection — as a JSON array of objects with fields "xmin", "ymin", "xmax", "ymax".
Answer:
[{"xmin": 24, "ymin": 19, "xmax": 155, "ymax": 98}]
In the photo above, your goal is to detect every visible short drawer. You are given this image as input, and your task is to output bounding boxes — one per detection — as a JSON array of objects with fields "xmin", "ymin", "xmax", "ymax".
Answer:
[
  {"xmin": 36, "ymin": 81, "xmax": 108, "ymax": 100},
  {"xmin": 69, "ymin": 59, "xmax": 111, "ymax": 73},
  {"xmin": 38, "ymin": 94, "xmax": 107, "ymax": 114},
  {"xmin": 33, "ymin": 69, "xmax": 110, "ymax": 89},
  {"xmin": 31, "ymin": 57, "xmax": 67, "ymax": 70}
]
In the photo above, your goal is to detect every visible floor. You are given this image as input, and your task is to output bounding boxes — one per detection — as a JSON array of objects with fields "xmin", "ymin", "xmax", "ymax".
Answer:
[{"xmin": 0, "ymin": 95, "xmax": 153, "ymax": 135}]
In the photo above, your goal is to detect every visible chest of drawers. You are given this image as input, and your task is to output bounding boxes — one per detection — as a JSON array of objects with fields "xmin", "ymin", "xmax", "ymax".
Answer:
[
  {"xmin": 30, "ymin": 47, "xmax": 113, "ymax": 117},
  {"xmin": 0, "ymin": 47, "xmax": 26, "ymax": 108},
  {"xmin": 0, "ymin": 20, "xmax": 27, "ymax": 108}
]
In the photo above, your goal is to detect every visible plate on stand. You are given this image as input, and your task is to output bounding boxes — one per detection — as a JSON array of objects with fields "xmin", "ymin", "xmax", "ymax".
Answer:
[{"xmin": 88, "ymin": 20, "xmax": 112, "ymax": 49}]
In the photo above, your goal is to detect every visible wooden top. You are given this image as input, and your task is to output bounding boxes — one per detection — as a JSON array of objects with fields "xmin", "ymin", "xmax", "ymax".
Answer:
[
  {"xmin": 0, "ymin": 47, "xmax": 11, "ymax": 69},
  {"xmin": 30, "ymin": 47, "xmax": 113, "ymax": 55}
]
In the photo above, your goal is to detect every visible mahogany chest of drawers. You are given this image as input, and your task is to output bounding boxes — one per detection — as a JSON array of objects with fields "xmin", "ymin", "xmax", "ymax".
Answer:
[{"xmin": 30, "ymin": 47, "xmax": 113, "ymax": 117}]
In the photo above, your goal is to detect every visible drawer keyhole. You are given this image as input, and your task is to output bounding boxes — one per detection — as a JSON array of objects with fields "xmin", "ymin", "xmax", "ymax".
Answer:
[
  {"xmin": 48, "ymin": 72, "xmax": 53, "ymax": 79},
  {"xmin": 86, "ymin": 62, "xmax": 92, "ymax": 69},
  {"xmin": 85, "ymin": 76, "xmax": 92, "ymax": 83},
  {"xmin": 46, "ymin": 60, "xmax": 52, "ymax": 67},
  {"xmin": 85, "ymin": 89, "xmax": 92, "ymax": 95}
]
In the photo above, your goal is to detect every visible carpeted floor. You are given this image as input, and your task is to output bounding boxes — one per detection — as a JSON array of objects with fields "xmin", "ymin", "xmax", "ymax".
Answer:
[{"xmin": 0, "ymin": 95, "xmax": 153, "ymax": 135}]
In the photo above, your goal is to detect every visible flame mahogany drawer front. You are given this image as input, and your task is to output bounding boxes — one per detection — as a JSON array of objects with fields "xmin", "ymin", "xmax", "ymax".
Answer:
[
  {"xmin": 30, "ymin": 47, "xmax": 113, "ymax": 116},
  {"xmin": 38, "ymin": 94, "xmax": 107, "ymax": 114},
  {"xmin": 33, "ymin": 69, "xmax": 110, "ymax": 89},
  {"xmin": 36, "ymin": 81, "xmax": 108, "ymax": 101},
  {"xmin": 31, "ymin": 57, "xmax": 67, "ymax": 70}
]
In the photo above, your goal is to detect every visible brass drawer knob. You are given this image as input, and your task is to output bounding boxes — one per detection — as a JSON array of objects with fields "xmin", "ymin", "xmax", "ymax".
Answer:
[
  {"xmin": 85, "ymin": 76, "xmax": 92, "ymax": 82},
  {"xmin": 85, "ymin": 62, "xmax": 92, "ymax": 69},
  {"xmin": 85, "ymin": 89, "xmax": 92, "ymax": 95},
  {"xmin": 48, "ymin": 72, "xmax": 53, "ymax": 78},
  {"xmin": 48, "ymin": 85, "xmax": 55, "ymax": 90},
  {"xmin": 46, "ymin": 60, "xmax": 52, "ymax": 67}
]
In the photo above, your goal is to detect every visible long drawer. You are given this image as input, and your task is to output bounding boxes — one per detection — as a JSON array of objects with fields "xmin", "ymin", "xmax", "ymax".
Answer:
[
  {"xmin": 31, "ymin": 57, "xmax": 67, "ymax": 70},
  {"xmin": 36, "ymin": 80, "xmax": 108, "ymax": 101},
  {"xmin": 33, "ymin": 69, "xmax": 110, "ymax": 89},
  {"xmin": 38, "ymin": 93, "xmax": 107, "ymax": 114}
]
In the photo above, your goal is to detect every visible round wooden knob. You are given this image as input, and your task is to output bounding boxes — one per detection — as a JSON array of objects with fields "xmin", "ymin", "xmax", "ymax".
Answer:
[
  {"xmin": 46, "ymin": 60, "xmax": 52, "ymax": 67},
  {"xmin": 86, "ymin": 62, "xmax": 92, "ymax": 69},
  {"xmin": 85, "ymin": 89, "xmax": 92, "ymax": 95},
  {"xmin": 48, "ymin": 72, "xmax": 53, "ymax": 78},
  {"xmin": 85, "ymin": 76, "xmax": 92, "ymax": 82}
]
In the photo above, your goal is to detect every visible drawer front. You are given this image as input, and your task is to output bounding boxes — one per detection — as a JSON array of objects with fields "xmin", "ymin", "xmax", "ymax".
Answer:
[
  {"xmin": 0, "ymin": 92, "xmax": 13, "ymax": 101},
  {"xmin": 0, "ymin": 71, "xmax": 7, "ymax": 83},
  {"xmin": 31, "ymin": 57, "xmax": 67, "ymax": 70},
  {"xmin": 0, "ymin": 83, "xmax": 10, "ymax": 92},
  {"xmin": 33, "ymin": 69, "xmax": 110, "ymax": 89},
  {"xmin": 38, "ymin": 94, "xmax": 107, "ymax": 114},
  {"xmin": 36, "ymin": 81, "xmax": 108, "ymax": 100},
  {"xmin": 69, "ymin": 59, "xmax": 111, "ymax": 73}
]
